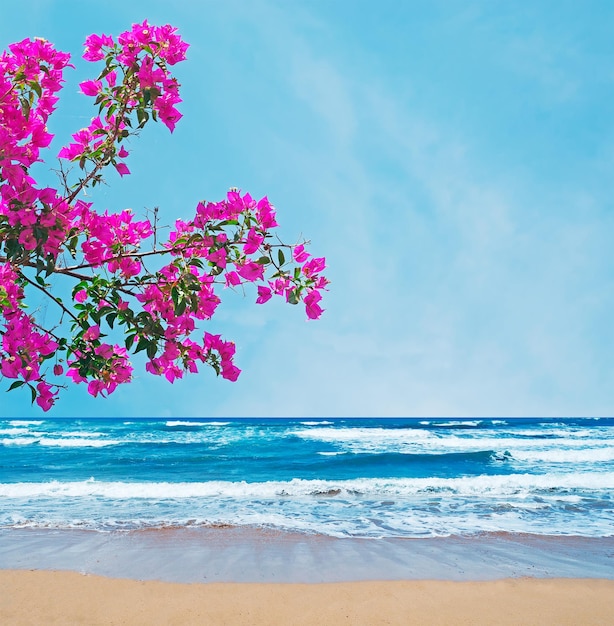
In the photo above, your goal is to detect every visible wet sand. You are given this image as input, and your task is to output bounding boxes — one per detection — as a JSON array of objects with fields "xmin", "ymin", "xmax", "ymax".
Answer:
[{"xmin": 1, "ymin": 527, "xmax": 612, "ymax": 582}]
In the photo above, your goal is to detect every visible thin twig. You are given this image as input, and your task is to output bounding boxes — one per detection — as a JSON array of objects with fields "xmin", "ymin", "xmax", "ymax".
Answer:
[{"xmin": 19, "ymin": 272, "xmax": 80, "ymax": 324}]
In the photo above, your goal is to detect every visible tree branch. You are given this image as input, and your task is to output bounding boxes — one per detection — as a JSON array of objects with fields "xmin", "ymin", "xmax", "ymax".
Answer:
[{"xmin": 18, "ymin": 271, "xmax": 81, "ymax": 325}]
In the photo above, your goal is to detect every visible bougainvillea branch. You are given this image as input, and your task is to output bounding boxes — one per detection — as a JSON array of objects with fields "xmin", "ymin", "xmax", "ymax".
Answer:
[{"xmin": 0, "ymin": 20, "xmax": 328, "ymax": 410}]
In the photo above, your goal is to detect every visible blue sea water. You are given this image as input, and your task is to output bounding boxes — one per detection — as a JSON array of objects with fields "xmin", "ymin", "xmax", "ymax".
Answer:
[{"xmin": 0, "ymin": 417, "xmax": 613, "ymax": 538}]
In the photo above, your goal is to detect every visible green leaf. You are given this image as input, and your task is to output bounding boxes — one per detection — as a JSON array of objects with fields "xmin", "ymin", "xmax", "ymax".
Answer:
[
  {"xmin": 45, "ymin": 256, "xmax": 56, "ymax": 277},
  {"xmin": 29, "ymin": 384, "xmax": 36, "ymax": 404},
  {"xmin": 6, "ymin": 380, "xmax": 25, "ymax": 392},
  {"xmin": 106, "ymin": 312, "xmax": 117, "ymax": 329},
  {"xmin": 171, "ymin": 286, "xmax": 180, "ymax": 309},
  {"xmin": 175, "ymin": 298, "xmax": 187, "ymax": 316},
  {"xmin": 125, "ymin": 333, "xmax": 137, "ymax": 350},
  {"xmin": 134, "ymin": 337, "xmax": 149, "ymax": 354},
  {"xmin": 146, "ymin": 342, "xmax": 157, "ymax": 359},
  {"xmin": 68, "ymin": 235, "xmax": 79, "ymax": 254},
  {"xmin": 136, "ymin": 107, "xmax": 149, "ymax": 127},
  {"xmin": 278, "ymin": 249, "xmax": 285, "ymax": 266},
  {"xmin": 257, "ymin": 256, "xmax": 270, "ymax": 265}
]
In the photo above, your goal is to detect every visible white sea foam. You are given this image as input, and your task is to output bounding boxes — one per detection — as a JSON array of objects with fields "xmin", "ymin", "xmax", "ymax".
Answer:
[
  {"xmin": 2, "ymin": 472, "xmax": 613, "ymax": 500},
  {"xmin": 510, "ymin": 447, "xmax": 614, "ymax": 463},
  {"xmin": 8, "ymin": 420, "xmax": 43, "ymax": 426},
  {"xmin": 37, "ymin": 438, "xmax": 121, "ymax": 448},
  {"xmin": 165, "ymin": 420, "xmax": 225, "ymax": 427},
  {"xmin": 292, "ymin": 427, "xmax": 434, "ymax": 445},
  {"xmin": 289, "ymin": 426, "xmax": 613, "ymax": 457},
  {"xmin": 1, "ymin": 437, "xmax": 40, "ymax": 446},
  {"xmin": 0, "ymin": 428, "xmax": 32, "ymax": 436},
  {"xmin": 300, "ymin": 421, "xmax": 334, "ymax": 426}
]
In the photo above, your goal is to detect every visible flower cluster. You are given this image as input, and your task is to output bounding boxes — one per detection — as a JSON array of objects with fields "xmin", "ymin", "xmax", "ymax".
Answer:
[
  {"xmin": 0, "ymin": 263, "xmax": 59, "ymax": 410},
  {"xmin": 0, "ymin": 38, "xmax": 74, "ymax": 267},
  {"xmin": 59, "ymin": 19, "xmax": 188, "ymax": 181},
  {"xmin": 0, "ymin": 22, "xmax": 327, "ymax": 411}
]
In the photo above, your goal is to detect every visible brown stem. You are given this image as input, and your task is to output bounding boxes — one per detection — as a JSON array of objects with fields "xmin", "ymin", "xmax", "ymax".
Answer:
[
  {"xmin": 64, "ymin": 78, "xmax": 136, "ymax": 205},
  {"xmin": 19, "ymin": 272, "xmax": 80, "ymax": 325},
  {"xmin": 63, "ymin": 246, "xmax": 178, "ymax": 272}
]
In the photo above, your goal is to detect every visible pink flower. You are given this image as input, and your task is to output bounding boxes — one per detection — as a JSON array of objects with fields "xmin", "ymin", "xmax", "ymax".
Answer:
[
  {"xmin": 1, "ymin": 356, "xmax": 21, "ymax": 378},
  {"xmin": 293, "ymin": 244, "xmax": 310, "ymax": 263},
  {"xmin": 243, "ymin": 227, "xmax": 264, "ymax": 254},
  {"xmin": 79, "ymin": 79, "xmax": 103, "ymax": 96},
  {"xmin": 58, "ymin": 142, "xmax": 86, "ymax": 160},
  {"xmin": 221, "ymin": 363, "xmax": 241, "ymax": 382},
  {"xmin": 207, "ymin": 247, "xmax": 227, "ymax": 268},
  {"xmin": 115, "ymin": 162, "xmax": 130, "ymax": 177},
  {"xmin": 256, "ymin": 286, "xmax": 272, "ymax": 304},
  {"xmin": 83, "ymin": 33, "xmax": 114, "ymax": 61},
  {"xmin": 116, "ymin": 257, "xmax": 141, "ymax": 278},
  {"xmin": 236, "ymin": 261, "xmax": 264, "ymax": 282},
  {"xmin": 31, "ymin": 122, "xmax": 53, "ymax": 148},
  {"xmin": 155, "ymin": 98, "xmax": 182, "ymax": 133},
  {"xmin": 67, "ymin": 367, "xmax": 87, "ymax": 384},
  {"xmin": 304, "ymin": 290, "xmax": 324, "ymax": 320},
  {"xmin": 83, "ymin": 325, "xmax": 100, "ymax": 341},
  {"xmin": 36, "ymin": 381, "xmax": 57, "ymax": 411},
  {"xmin": 302, "ymin": 257, "xmax": 326, "ymax": 278},
  {"xmin": 87, "ymin": 379, "xmax": 105, "ymax": 397},
  {"xmin": 225, "ymin": 271, "xmax": 241, "ymax": 287},
  {"xmin": 74, "ymin": 289, "xmax": 87, "ymax": 303},
  {"xmin": 256, "ymin": 196, "xmax": 278, "ymax": 229},
  {"xmin": 82, "ymin": 240, "xmax": 110, "ymax": 265}
]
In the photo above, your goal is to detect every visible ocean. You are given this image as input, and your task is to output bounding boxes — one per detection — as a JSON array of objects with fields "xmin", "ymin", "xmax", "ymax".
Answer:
[{"xmin": 1, "ymin": 417, "xmax": 613, "ymax": 539}]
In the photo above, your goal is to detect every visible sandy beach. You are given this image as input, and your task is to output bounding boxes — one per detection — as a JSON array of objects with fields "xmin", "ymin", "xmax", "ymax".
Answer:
[
  {"xmin": 2, "ymin": 570, "xmax": 614, "ymax": 625},
  {"xmin": 1, "ymin": 529, "xmax": 613, "ymax": 624}
]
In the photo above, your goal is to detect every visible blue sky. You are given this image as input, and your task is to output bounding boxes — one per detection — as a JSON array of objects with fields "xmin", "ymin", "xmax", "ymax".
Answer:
[{"xmin": 1, "ymin": 0, "xmax": 613, "ymax": 417}]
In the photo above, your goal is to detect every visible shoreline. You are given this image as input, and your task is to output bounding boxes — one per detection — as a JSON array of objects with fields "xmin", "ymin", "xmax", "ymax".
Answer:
[
  {"xmin": 3, "ymin": 529, "xmax": 613, "ymax": 624},
  {"xmin": 2, "ymin": 571, "xmax": 614, "ymax": 625},
  {"xmin": 1, "ymin": 527, "xmax": 613, "ymax": 583}
]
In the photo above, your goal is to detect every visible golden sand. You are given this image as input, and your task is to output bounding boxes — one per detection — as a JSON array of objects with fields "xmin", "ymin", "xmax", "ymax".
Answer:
[{"xmin": 2, "ymin": 570, "xmax": 614, "ymax": 625}]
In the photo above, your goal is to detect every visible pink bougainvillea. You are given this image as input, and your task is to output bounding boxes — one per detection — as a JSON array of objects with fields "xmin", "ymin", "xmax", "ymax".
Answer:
[{"xmin": 0, "ymin": 20, "xmax": 328, "ymax": 410}]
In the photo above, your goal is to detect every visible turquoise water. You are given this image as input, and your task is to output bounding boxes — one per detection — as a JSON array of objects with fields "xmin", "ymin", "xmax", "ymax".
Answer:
[{"xmin": 1, "ymin": 417, "xmax": 613, "ymax": 538}]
